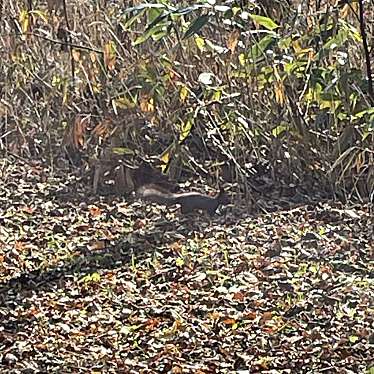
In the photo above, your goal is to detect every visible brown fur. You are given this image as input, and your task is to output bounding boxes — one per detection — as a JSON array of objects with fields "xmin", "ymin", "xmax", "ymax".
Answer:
[{"xmin": 137, "ymin": 185, "xmax": 229, "ymax": 215}]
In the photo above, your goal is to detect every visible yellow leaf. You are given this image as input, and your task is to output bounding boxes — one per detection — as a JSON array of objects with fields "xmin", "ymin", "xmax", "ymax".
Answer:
[
  {"xmin": 104, "ymin": 41, "xmax": 116, "ymax": 71},
  {"xmin": 194, "ymin": 36, "xmax": 205, "ymax": 51},
  {"xmin": 139, "ymin": 96, "xmax": 154, "ymax": 112},
  {"xmin": 274, "ymin": 81, "xmax": 285, "ymax": 105},
  {"xmin": 179, "ymin": 85, "xmax": 189, "ymax": 103},
  {"xmin": 238, "ymin": 53, "xmax": 247, "ymax": 66},
  {"xmin": 179, "ymin": 119, "xmax": 193, "ymax": 143},
  {"xmin": 19, "ymin": 10, "xmax": 29, "ymax": 34},
  {"xmin": 113, "ymin": 96, "xmax": 136, "ymax": 109},
  {"xmin": 340, "ymin": 3, "xmax": 358, "ymax": 19},
  {"xmin": 227, "ymin": 30, "xmax": 240, "ymax": 53},
  {"xmin": 176, "ymin": 257, "xmax": 184, "ymax": 267},
  {"xmin": 159, "ymin": 143, "xmax": 174, "ymax": 172}
]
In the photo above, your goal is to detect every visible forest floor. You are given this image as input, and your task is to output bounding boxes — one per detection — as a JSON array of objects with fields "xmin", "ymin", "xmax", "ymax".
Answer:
[{"xmin": 0, "ymin": 159, "xmax": 373, "ymax": 373}]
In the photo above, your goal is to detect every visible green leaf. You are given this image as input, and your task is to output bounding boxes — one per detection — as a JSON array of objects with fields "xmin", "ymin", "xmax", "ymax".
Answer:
[
  {"xmin": 112, "ymin": 147, "xmax": 135, "ymax": 155},
  {"xmin": 248, "ymin": 34, "xmax": 277, "ymax": 62},
  {"xmin": 146, "ymin": 7, "xmax": 171, "ymax": 31},
  {"xmin": 354, "ymin": 107, "xmax": 374, "ymax": 118},
  {"xmin": 320, "ymin": 28, "xmax": 349, "ymax": 52},
  {"xmin": 183, "ymin": 14, "xmax": 210, "ymax": 39},
  {"xmin": 133, "ymin": 23, "xmax": 167, "ymax": 45},
  {"xmin": 272, "ymin": 125, "xmax": 287, "ymax": 137},
  {"xmin": 249, "ymin": 14, "xmax": 279, "ymax": 30},
  {"xmin": 121, "ymin": 9, "xmax": 146, "ymax": 30}
]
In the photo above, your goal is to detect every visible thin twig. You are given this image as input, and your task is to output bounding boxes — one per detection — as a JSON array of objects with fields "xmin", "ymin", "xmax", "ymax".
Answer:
[
  {"xmin": 62, "ymin": 0, "xmax": 75, "ymax": 81},
  {"xmin": 358, "ymin": 0, "xmax": 374, "ymax": 104},
  {"xmin": 26, "ymin": 32, "xmax": 103, "ymax": 54}
]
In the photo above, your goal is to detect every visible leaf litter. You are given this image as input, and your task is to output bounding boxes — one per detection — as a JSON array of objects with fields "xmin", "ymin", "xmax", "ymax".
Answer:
[{"xmin": 0, "ymin": 161, "xmax": 373, "ymax": 373}]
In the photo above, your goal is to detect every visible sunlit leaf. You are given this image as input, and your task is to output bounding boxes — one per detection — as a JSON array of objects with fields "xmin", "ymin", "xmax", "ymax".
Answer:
[
  {"xmin": 113, "ymin": 97, "xmax": 136, "ymax": 109},
  {"xmin": 249, "ymin": 14, "xmax": 279, "ymax": 30},
  {"xmin": 274, "ymin": 80, "xmax": 285, "ymax": 105},
  {"xmin": 195, "ymin": 36, "xmax": 205, "ymax": 51},
  {"xmin": 179, "ymin": 119, "xmax": 193, "ymax": 143},
  {"xmin": 139, "ymin": 95, "xmax": 154, "ymax": 112},
  {"xmin": 19, "ymin": 9, "xmax": 30, "ymax": 34},
  {"xmin": 112, "ymin": 147, "xmax": 135, "ymax": 155},
  {"xmin": 227, "ymin": 30, "xmax": 240, "ymax": 53},
  {"xmin": 159, "ymin": 143, "xmax": 175, "ymax": 172},
  {"xmin": 176, "ymin": 257, "xmax": 185, "ymax": 267},
  {"xmin": 198, "ymin": 72, "xmax": 214, "ymax": 85},
  {"xmin": 272, "ymin": 125, "xmax": 287, "ymax": 137},
  {"xmin": 179, "ymin": 85, "xmax": 189, "ymax": 102},
  {"xmin": 354, "ymin": 107, "xmax": 374, "ymax": 118},
  {"xmin": 30, "ymin": 10, "xmax": 48, "ymax": 23},
  {"xmin": 104, "ymin": 41, "xmax": 116, "ymax": 70}
]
